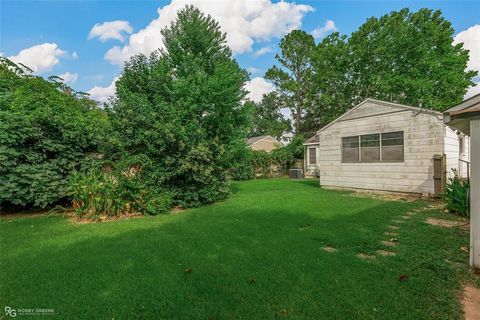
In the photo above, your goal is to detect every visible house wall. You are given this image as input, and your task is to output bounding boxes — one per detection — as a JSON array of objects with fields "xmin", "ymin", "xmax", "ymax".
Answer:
[
  {"xmin": 304, "ymin": 145, "xmax": 319, "ymax": 177},
  {"xmin": 250, "ymin": 137, "xmax": 283, "ymax": 152},
  {"xmin": 317, "ymin": 104, "xmax": 446, "ymax": 194},
  {"xmin": 444, "ymin": 127, "xmax": 471, "ymax": 179}
]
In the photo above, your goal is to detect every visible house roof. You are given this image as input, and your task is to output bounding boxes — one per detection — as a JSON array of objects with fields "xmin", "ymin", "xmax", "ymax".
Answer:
[
  {"xmin": 246, "ymin": 135, "xmax": 284, "ymax": 146},
  {"xmin": 443, "ymin": 94, "xmax": 480, "ymax": 135},
  {"xmin": 303, "ymin": 135, "xmax": 319, "ymax": 145},
  {"xmin": 314, "ymin": 98, "xmax": 442, "ymax": 136}
]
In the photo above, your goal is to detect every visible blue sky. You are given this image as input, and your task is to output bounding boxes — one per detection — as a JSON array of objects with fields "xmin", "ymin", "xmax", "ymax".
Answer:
[{"xmin": 1, "ymin": 0, "xmax": 479, "ymax": 102}]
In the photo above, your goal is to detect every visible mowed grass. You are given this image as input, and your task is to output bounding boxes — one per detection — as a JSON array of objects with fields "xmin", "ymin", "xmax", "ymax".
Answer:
[{"xmin": 0, "ymin": 179, "xmax": 476, "ymax": 319}]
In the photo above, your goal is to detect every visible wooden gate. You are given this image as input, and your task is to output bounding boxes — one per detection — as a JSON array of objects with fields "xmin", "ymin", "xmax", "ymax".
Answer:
[{"xmin": 433, "ymin": 154, "xmax": 446, "ymax": 196}]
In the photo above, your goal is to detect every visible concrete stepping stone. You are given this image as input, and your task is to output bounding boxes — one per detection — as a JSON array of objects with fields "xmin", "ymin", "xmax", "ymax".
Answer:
[
  {"xmin": 384, "ymin": 232, "xmax": 398, "ymax": 236},
  {"xmin": 387, "ymin": 225, "xmax": 399, "ymax": 230},
  {"xmin": 380, "ymin": 240, "xmax": 397, "ymax": 246},
  {"xmin": 392, "ymin": 219, "xmax": 405, "ymax": 224},
  {"xmin": 401, "ymin": 215, "xmax": 411, "ymax": 219},
  {"xmin": 321, "ymin": 246, "xmax": 337, "ymax": 253},
  {"xmin": 356, "ymin": 253, "xmax": 376, "ymax": 261},
  {"xmin": 376, "ymin": 250, "xmax": 396, "ymax": 257}
]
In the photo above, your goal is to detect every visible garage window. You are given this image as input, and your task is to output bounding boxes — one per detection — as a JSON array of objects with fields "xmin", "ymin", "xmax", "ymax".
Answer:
[{"xmin": 342, "ymin": 131, "xmax": 404, "ymax": 163}]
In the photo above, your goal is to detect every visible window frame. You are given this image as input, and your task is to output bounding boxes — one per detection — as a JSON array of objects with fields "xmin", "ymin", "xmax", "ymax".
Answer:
[{"xmin": 341, "ymin": 131, "xmax": 404, "ymax": 163}]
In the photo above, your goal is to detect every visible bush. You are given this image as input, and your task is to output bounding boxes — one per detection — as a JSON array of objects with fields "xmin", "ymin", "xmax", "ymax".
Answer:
[
  {"xmin": 0, "ymin": 58, "xmax": 108, "ymax": 208},
  {"xmin": 443, "ymin": 169, "xmax": 469, "ymax": 217},
  {"xmin": 68, "ymin": 156, "xmax": 172, "ymax": 219}
]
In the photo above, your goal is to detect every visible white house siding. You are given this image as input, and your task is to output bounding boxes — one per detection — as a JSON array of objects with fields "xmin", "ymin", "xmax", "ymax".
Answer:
[
  {"xmin": 444, "ymin": 126, "xmax": 460, "ymax": 179},
  {"xmin": 304, "ymin": 145, "xmax": 320, "ymax": 177},
  {"xmin": 317, "ymin": 102, "xmax": 446, "ymax": 194}
]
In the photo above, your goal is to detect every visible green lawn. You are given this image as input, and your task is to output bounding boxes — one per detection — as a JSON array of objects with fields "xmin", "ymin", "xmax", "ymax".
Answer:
[{"xmin": 0, "ymin": 179, "xmax": 476, "ymax": 319}]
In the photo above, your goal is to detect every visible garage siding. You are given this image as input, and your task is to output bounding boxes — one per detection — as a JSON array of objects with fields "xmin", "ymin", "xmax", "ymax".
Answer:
[{"xmin": 317, "ymin": 102, "xmax": 446, "ymax": 194}]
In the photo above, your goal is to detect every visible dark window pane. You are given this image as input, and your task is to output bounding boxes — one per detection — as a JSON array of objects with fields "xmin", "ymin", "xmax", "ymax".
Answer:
[
  {"xmin": 342, "ymin": 136, "xmax": 359, "ymax": 163},
  {"xmin": 361, "ymin": 134, "xmax": 380, "ymax": 147},
  {"xmin": 309, "ymin": 148, "xmax": 317, "ymax": 164},
  {"xmin": 381, "ymin": 131, "xmax": 404, "ymax": 161},
  {"xmin": 381, "ymin": 131, "xmax": 403, "ymax": 146}
]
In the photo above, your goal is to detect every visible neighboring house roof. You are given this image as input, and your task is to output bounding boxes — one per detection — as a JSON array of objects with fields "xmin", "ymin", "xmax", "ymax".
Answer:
[
  {"xmin": 246, "ymin": 135, "xmax": 284, "ymax": 147},
  {"xmin": 314, "ymin": 98, "xmax": 442, "ymax": 136}
]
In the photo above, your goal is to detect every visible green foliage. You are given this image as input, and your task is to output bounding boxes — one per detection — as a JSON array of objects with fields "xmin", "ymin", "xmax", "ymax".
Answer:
[
  {"xmin": 231, "ymin": 136, "xmax": 305, "ymax": 179},
  {"xmin": 246, "ymin": 92, "xmax": 291, "ymax": 140},
  {"xmin": 0, "ymin": 57, "xmax": 109, "ymax": 208},
  {"xmin": 348, "ymin": 8, "xmax": 475, "ymax": 110},
  {"xmin": 68, "ymin": 156, "xmax": 172, "ymax": 219},
  {"xmin": 109, "ymin": 6, "xmax": 248, "ymax": 207},
  {"xmin": 265, "ymin": 30, "xmax": 315, "ymax": 135},
  {"xmin": 443, "ymin": 169, "xmax": 470, "ymax": 217},
  {"xmin": 268, "ymin": 8, "xmax": 476, "ymax": 135}
]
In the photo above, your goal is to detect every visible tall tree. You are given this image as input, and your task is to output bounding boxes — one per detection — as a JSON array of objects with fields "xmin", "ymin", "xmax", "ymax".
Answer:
[
  {"xmin": 247, "ymin": 92, "xmax": 291, "ymax": 140},
  {"xmin": 348, "ymin": 8, "xmax": 476, "ymax": 110},
  {"xmin": 265, "ymin": 30, "xmax": 315, "ymax": 135},
  {"xmin": 308, "ymin": 32, "xmax": 351, "ymax": 129},
  {"xmin": 111, "ymin": 6, "xmax": 249, "ymax": 206}
]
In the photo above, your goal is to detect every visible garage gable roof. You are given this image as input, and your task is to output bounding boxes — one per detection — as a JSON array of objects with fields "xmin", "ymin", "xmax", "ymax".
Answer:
[{"xmin": 315, "ymin": 98, "xmax": 441, "ymax": 135}]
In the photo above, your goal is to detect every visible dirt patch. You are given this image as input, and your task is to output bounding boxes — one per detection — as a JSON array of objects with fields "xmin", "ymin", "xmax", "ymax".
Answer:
[
  {"xmin": 387, "ymin": 225, "xmax": 400, "ymax": 230},
  {"xmin": 356, "ymin": 253, "xmax": 376, "ymax": 261},
  {"xmin": 425, "ymin": 218, "xmax": 464, "ymax": 228},
  {"xmin": 384, "ymin": 232, "xmax": 398, "ymax": 236},
  {"xmin": 321, "ymin": 246, "xmax": 337, "ymax": 253},
  {"xmin": 380, "ymin": 240, "xmax": 397, "ymax": 247},
  {"xmin": 405, "ymin": 211, "xmax": 416, "ymax": 216},
  {"xmin": 70, "ymin": 212, "xmax": 144, "ymax": 224},
  {"xmin": 171, "ymin": 206, "xmax": 185, "ymax": 214},
  {"xmin": 376, "ymin": 250, "xmax": 396, "ymax": 257},
  {"xmin": 462, "ymin": 284, "xmax": 480, "ymax": 320}
]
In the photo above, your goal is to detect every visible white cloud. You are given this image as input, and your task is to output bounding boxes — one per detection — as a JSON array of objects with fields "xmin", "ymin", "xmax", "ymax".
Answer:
[
  {"xmin": 8, "ymin": 43, "xmax": 66, "ymax": 73},
  {"xmin": 89, "ymin": 20, "xmax": 133, "ymax": 42},
  {"xmin": 311, "ymin": 20, "xmax": 337, "ymax": 39},
  {"xmin": 105, "ymin": 0, "xmax": 313, "ymax": 65},
  {"xmin": 454, "ymin": 24, "xmax": 480, "ymax": 72},
  {"xmin": 87, "ymin": 77, "xmax": 118, "ymax": 104},
  {"xmin": 244, "ymin": 77, "xmax": 274, "ymax": 102},
  {"xmin": 465, "ymin": 82, "xmax": 480, "ymax": 98},
  {"xmin": 72, "ymin": 51, "xmax": 79, "ymax": 59},
  {"xmin": 59, "ymin": 72, "xmax": 78, "ymax": 84},
  {"xmin": 454, "ymin": 24, "xmax": 480, "ymax": 98},
  {"xmin": 254, "ymin": 46, "xmax": 273, "ymax": 57}
]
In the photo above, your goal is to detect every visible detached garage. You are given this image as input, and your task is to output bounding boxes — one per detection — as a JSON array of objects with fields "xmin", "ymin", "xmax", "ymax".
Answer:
[{"xmin": 304, "ymin": 98, "xmax": 469, "ymax": 196}]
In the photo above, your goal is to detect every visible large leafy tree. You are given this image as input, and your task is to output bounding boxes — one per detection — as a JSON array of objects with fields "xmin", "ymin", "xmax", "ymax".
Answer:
[
  {"xmin": 247, "ymin": 92, "xmax": 291, "ymax": 140},
  {"xmin": 0, "ymin": 58, "xmax": 108, "ymax": 208},
  {"xmin": 265, "ymin": 30, "xmax": 315, "ymax": 135},
  {"xmin": 110, "ymin": 6, "xmax": 249, "ymax": 206},
  {"xmin": 348, "ymin": 8, "xmax": 476, "ymax": 110},
  {"xmin": 308, "ymin": 32, "xmax": 351, "ymax": 129}
]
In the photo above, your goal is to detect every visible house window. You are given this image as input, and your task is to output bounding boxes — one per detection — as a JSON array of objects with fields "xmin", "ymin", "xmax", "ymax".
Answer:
[
  {"xmin": 381, "ymin": 131, "xmax": 404, "ymax": 162},
  {"xmin": 308, "ymin": 147, "xmax": 317, "ymax": 165},
  {"xmin": 342, "ymin": 136, "xmax": 359, "ymax": 163},
  {"xmin": 360, "ymin": 134, "xmax": 380, "ymax": 162},
  {"xmin": 341, "ymin": 131, "xmax": 404, "ymax": 163}
]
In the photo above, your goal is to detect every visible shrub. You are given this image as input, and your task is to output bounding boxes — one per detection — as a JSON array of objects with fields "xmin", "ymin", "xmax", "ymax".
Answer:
[
  {"xmin": 443, "ymin": 169, "xmax": 469, "ymax": 217},
  {"xmin": 0, "ymin": 58, "xmax": 109, "ymax": 209},
  {"xmin": 68, "ymin": 156, "xmax": 172, "ymax": 219}
]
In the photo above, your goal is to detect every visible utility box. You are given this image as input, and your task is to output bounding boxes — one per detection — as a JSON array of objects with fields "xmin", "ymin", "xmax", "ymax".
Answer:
[{"xmin": 289, "ymin": 169, "xmax": 303, "ymax": 179}]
